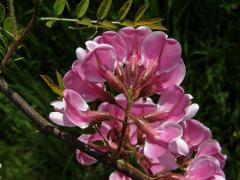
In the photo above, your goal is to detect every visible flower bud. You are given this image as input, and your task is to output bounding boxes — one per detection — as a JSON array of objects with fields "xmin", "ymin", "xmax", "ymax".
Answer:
[{"xmin": 101, "ymin": 70, "xmax": 126, "ymax": 94}]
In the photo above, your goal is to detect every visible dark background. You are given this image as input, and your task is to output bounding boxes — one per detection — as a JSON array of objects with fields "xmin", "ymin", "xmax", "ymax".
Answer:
[{"xmin": 0, "ymin": 0, "xmax": 239, "ymax": 179}]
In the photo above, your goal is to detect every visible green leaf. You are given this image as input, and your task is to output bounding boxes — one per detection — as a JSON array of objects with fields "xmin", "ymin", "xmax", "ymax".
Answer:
[
  {"xmin": 118, "ymin": 0, "xmax": 133, "ymax": 21},
  {"xmin": 45, "ymin": 21, "xmax": 55, "ymax": 28},
  {"xmin": 0, "ymin": 45, "xmax": 5, "ymax": 56},
  {"xmin": 77, "ymin": 17, "xmax": 91, "ymax": 26},
  {"xmin": 134, "ymin": 18, "xmax": 163, "ymax": 25},
  {"xmin": 97, "ymin": 0, "xmax": 112, "ymax": 20},
  {"xmin": 12, "ymin": 57, "xmax": 24, "ymax": 62},
  {"xmin": 3, "ymin": 17, "xmax": 13, "ymax": 33},
  {"xmin": 134, "ymin": 3, "xmax": 149, "ymax": 22},
  {"xmin": 147, "ymin": 24, "xmax": 168, "ymax": 31},
  {"xmin": 56, "ymin": 70, "xmax": 63, "ymax": 90},
  {"xmin": 76, "ymin": 0, "xmax": 89, "ymax": 18},
  {"xmin": 0, "ymin": 3, "xmax": 5, "ymax": 23},
  {"xmin": 120, "ymin": 20, "xmax": 135, "ymax": 27},
  {"xmin": 54, "ymin": 0, "xmax": 66, "ymax": 16},
  {"xmin": 40, "ymin": 75, "xmax": 62, "ymax": 96},
  {"xmin": 0, "ymin": 32, "xmax": 9, "ymax": 48},
  {"xmin": 101, "ymin": 20, "xmax": 117, "ymax": 29}
]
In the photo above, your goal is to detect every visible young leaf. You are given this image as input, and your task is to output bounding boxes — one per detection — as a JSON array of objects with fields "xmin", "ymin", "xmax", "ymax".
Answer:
[
  {"xmin": 54, "ymin": 0, "xmax": 66, "ymax": 16},
  {"xmin": 56, "ymin": 70, "xmax": 64, "ymax": 90},
  {"xmin": 76, "ymin": 0, "xmax": 89, "ymax": 18},
  {"xmin": 0, "ymin": 3, "xmax": 5, "ymax": 23},
  {"xmin": 40, "ymin": 75, "xmax": 62, "ymax": 96},
  {"xmin": 0, "ymin": 45, "xmax": 5, "ymax": 56},
  {"xmin": 134, "ymin": 3, "xmax": 149, "ymax": 22},
  {"xmin": 120, "ymin": 20, "xmax": 135, "ymax": 27},
  {"xmin": 97, "ymin": 0, "xmax": 112, "ymax": 20},
  {"xmin": 45, "ymin": 21, "xmax": 55, "ymax": 28},
  {"xmin": 3, "ymin": 17, "xmax": 13, "ymax": 33},
  {"xmin": 101, "ymin": 20, "xmax": 117, "ymax": 29},
  {"xmin": 118, "ymin": 0, "xmax": 133, "ymax": 21},
  {"xmin": 134, "ymin": 18, "xmax": 163, "ymax": 25},
  {"xmin": 77, "ymin": 17, "xmax": 91, "ymax": 26},
  {"xmin": 0, "ymin": 32, "xmax": 9, "ymax": 48},
  {"xmin": 147, "ymin": 24, "xmax": 168, "ymax": 31}
]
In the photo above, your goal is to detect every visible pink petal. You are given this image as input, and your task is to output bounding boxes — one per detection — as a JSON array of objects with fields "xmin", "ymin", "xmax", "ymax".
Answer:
[
  {"xmin": 144, "ymin": 122, "xmax": 183, "ymax": 159},
  {"xmin": 158, "ymin": 150, "xmax": 178, "ymax": 170},
  {"xmin": 50, "ymin": 100, "xmax": 64, "ymax": 111},
  {"xmin": 85, "ymin": 41, "xmax": 98, "ymax": 51},
  {"xmin": 119, "ymin": 26, "xmax": 151, "ymax": 58},
  {"xmin": 96, "ymin": 31, "xmax": 127, "ymax": 63},
  {"xmin": 157, "ymin": 122, "xmax": 183, "ymax": 143},
  {"xmin": 131, "ymin": 97, "xmax": 157, "ymax": 116},
  {"xmin": 158, "ymin": 85, "xmax": 189, "ymax": 122},
  {"xmin": 98, "ymin": 94, "xmax": 125, "ymax": 120},
  {"xmin": 169, "ymin": 138, "xmax": 189, "ymax": 156},
  {"xmin": 142, "ymin": 31, "xmax": 167, "ymax": 68},
  {"xmin": 182, "ymin": 119, "xmax": 212, "ymax": 148},
  {"xmin": 76, "ymin": 134, "xmax": 104, "ymax": 166},
  {"xmin": 158, "ymin": 38, "xmax": 182, "ymax": 73},
  {"xmin": 148, "ymin": 159, "xmax": 166, "ymax": 175},
  {"xmin": 184, "ymin": 103, "xmax": 199, "ymax": 120},
  {"xmin": 142, "ymin": 31, "xmax": 182, "ymax": 73},
  {"xmin": 76, "ymin": 47, "xmax": 86, "ymax": 63},
  {"xmin": 144, "ymin": 140, "xmax": 166, "ymax": 159},
  {"xmin": 63, "ymin": 70, "xmax": 102, "ymax": 102},
  {"xmin": 109, "ymin": 171, "xmax": 132, "ymax": 180},
  {"xmin": 81, "ymin": 44, "xmax": 117, "ymax": 82},
  {"xmin": 63, "ymin": 89, "xmax": 90, "ymax": 128},
  {"xmin": 186, "ymin": 156, "xmax": 220, "ymax": 180},
  {"xmin": 154, "ymin": 59, "xmax": 186, "ymax": 93},
  {"xmin": 49, "ymin": 112, "xmax": 76, "ymax": 127},
  {"xmin": 196, "ymin": 139, "xmax": 227, "ymax": 168}
]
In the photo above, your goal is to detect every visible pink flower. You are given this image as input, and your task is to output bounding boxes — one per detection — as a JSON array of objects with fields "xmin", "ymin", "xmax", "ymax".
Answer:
[
  {"xmin": 76, "ymin": 133, "xmax": 108, "ymax": 165},
  {"xmin": 181, "ymin": 119, "xmax": 212, "ymax": 149},
  {"xmin": 143, "ymin": 85, "xmax": 190, "ymax": 123},
  {"xmin": 109, "ymin": 171, "xmax": 132, "ymax": 180},
  {"xmin": 50, "ymin": 89, "xmax": 112, "ymax": 129},
  {"xmin": 80, "ymin": 41, "xmax": 117, "ymax": 83},
  {"xmin": 185, "ymin": 156, "xmax": 225, "ymax": 180},
  {"xmin": 49, "ymin": 100, "xmax": 75, "ymax": 127},
  {"xmin": 98, "ymin": 94, "xmax": 156, "ymax": 146},
  {"xmin": 48, "ymin": 26, "xmax": 226, "ymax": 179},
  {"xmin": 79, "ymin": 26, "xmax": 185, "ymax": 94},
  {"xmin": 63, "ymin": 68, "xmax": 105, "ymax": 102},
  {"xmin": 196, "ymin": 139, "xmax": 227, "ymax": 168}
]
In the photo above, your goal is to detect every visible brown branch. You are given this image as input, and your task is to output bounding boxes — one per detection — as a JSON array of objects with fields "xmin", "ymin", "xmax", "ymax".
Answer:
[
  {"xmin": 1, "ymin": 7, "xmax": 37, "ymax": 67},
  {"xmin": 0, "ymin": 76, "xmax": 153, "ymax": 180}
]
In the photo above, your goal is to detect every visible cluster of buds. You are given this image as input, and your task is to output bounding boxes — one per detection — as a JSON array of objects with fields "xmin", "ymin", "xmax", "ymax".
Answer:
[{"xmin": 49, "ymin": 27, "xmax": 226, "ymax": 179}]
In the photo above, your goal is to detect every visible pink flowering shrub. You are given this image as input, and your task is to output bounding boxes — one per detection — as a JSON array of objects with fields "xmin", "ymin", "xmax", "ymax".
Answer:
[{"xmin": 49, "ymin": 26, "xmax": 226, "ymax": 179}]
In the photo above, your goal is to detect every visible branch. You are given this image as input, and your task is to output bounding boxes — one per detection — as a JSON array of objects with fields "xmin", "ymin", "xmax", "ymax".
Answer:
[
  {"xmin": 0, "ymin": 76, "xmax": 153, "ymax": 180},
  {"xmin": 1, "ymin": 7, "xmax": 37, "ymax": 67}
]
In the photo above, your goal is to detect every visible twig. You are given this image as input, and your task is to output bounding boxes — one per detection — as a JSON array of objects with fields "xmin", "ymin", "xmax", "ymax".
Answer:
[
  {"xmin": 39, "ymin": 17, "xmax": 121, "ymax": 25},
  {"xmin": 8, "ymin": 0, "xmax": 18, "ymax": 37},
  {"xmin": 1, "ymin": 7, "xmax": 37, "ymax": 67}
]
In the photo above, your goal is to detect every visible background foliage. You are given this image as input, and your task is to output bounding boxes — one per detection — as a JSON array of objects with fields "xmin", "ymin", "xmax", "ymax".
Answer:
[{"xmin": 0, "ymin": 0, "xmax": 239, "ymax": 179}]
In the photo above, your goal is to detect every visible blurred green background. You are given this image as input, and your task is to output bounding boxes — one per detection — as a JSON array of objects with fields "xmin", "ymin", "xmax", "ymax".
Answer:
[{"xmin": 0, "ymin": 0, "xmax": 239, "ymax": 179}]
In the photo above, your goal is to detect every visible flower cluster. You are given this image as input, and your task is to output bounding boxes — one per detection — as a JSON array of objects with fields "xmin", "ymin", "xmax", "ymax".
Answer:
[{"xmin": 49, "ymin": 26, "xmax": 226, "ymax": 179}]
